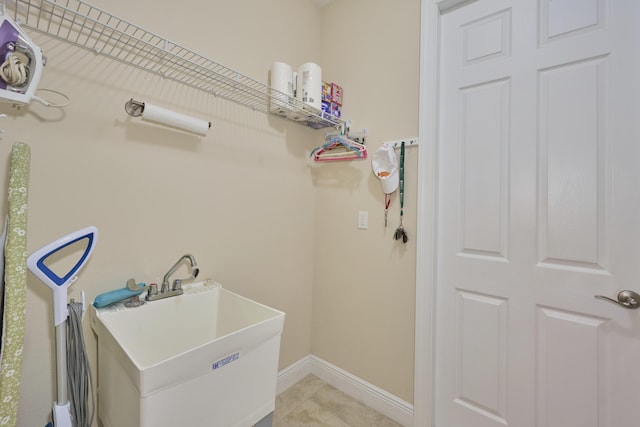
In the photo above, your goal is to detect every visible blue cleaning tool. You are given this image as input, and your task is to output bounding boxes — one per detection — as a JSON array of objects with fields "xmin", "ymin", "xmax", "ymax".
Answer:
[
  {"xmin": 93, "ymin": 282, "xmax": 146, "ymax": 308},
  {"xmin": 27, "ymin": 226, "xmax": 98, "ymax": 427}
]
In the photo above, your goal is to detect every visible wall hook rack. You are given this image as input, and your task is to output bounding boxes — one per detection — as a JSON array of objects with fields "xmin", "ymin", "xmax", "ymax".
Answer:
[{"xmin": 384, "ymin": 138, "xmax": 419, "ymax": 149}]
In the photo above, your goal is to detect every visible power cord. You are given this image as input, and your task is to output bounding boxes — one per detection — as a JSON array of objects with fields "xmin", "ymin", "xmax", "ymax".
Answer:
[
  {"xmin": 0, "ymin": 51, "xmax": 29, "ymax": 87},
  {"xmin": 32, "ymin": 89, "xmax": 70, "ymax": 108},
  {"xmin": 66, "ymin": 301, "xmax": 95, "ymax": 427}
]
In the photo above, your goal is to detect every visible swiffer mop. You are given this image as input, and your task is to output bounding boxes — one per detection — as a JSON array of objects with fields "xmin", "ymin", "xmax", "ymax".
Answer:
[{"xmin": 27, "ymin": 226, "xmax": 98, "ymax": 427}]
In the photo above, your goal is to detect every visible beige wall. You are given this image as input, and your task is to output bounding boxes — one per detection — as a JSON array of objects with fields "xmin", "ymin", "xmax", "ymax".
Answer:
[
  {"xmin": 314, "ymin": 0, "xmax": 420, "ymax": 404},
  {"xmin": 0, "ymin": 1, "xmax": 419, "ymax": 425}
]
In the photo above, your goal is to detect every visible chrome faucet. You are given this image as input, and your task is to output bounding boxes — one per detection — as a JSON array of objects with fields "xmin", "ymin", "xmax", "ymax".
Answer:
[{"xmin": 146, "ymin": 254, "xmax": 199, "ymax": 301}]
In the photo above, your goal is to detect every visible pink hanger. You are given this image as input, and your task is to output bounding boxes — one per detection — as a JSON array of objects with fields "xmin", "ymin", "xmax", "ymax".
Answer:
[{"xmin": 312, "ymin": 135, "xmax": 367, "ymax": 162}]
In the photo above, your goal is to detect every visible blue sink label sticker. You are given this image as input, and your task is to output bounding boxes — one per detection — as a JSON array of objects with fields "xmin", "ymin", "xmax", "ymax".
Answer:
[{"xmin": 212, "ymin": 352, "xmax": 240, "ymax": 371}]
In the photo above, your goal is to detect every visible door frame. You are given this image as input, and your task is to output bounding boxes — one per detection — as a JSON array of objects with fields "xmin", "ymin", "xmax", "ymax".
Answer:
[{"xmin": 414, "ymin": 1, "xmax": 470, "ymax": 426}]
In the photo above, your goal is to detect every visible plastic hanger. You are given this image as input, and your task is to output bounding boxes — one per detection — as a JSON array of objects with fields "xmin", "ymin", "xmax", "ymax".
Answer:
[{"xmin": 311, "ymin": 135, "xmax": 367, "ymax": 162}]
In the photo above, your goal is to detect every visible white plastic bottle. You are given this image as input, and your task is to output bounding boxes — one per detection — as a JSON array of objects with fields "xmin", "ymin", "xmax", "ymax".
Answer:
[{"xmin": 296, "ymin": 62, "xmax": 322, "ymax": 111}]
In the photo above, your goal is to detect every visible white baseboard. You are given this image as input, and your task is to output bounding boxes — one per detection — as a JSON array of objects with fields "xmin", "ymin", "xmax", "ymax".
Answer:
[
  {"xmin": 276, "ymin": 355, "xmax": 313, "ymax": 395},
  {"xmin": 277, "ymin": 355, "xmax": 414, "ymax": 427}
]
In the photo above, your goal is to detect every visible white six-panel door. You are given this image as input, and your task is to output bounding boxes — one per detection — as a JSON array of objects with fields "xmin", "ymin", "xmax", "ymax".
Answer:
[{"xmin": 435, "ymin": 0, "xmax": 640, "ymax": 426}]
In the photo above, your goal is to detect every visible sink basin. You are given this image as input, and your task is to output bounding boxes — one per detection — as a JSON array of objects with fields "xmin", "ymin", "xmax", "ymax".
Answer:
[{"xmin": 91, "ymin": 279, "xmax": 285, "ymax": 427}]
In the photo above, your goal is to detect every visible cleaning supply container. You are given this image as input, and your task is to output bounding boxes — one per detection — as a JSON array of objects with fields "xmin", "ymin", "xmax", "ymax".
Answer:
[
  {"xmin": 269, "ymin": 61, "xmax": 294, "ymax": 115},
  {"xmin": 296, "ymin": 62, "xmax": 322, "ymax": 111}
]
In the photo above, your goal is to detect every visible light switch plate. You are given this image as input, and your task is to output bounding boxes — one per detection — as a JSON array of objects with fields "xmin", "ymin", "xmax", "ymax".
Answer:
[{"xmin": 358, "ymin": 211, "xmax": 368, "ymax": 229}]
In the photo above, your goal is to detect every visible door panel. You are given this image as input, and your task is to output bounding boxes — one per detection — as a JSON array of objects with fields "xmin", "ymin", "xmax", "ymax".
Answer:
[
  {"xmin": 538, "ymin": 56, "xmax": 608, "ymax": 271},
  {"xmin": 535, "ymin": 307, "xmax": 604, "ymax": 427},
  {"xmin": 435, "ymin": 1, "xmax": 640, "ymax": 426},
  {"xmin": 455, "ymin": 290, "xmax": 508, "ymax": 423},
  {"xmin": 458, "ymin": 78, "xmax": 510, "ymax": 260}
]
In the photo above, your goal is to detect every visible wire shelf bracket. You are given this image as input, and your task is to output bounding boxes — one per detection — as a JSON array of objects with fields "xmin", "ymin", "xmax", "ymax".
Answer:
[{"xmin": 3, "ymin": 0, "xmax": 345, "ymax": 129}]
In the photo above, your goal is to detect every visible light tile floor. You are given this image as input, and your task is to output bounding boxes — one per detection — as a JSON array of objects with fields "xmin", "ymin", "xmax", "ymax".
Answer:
[{"xmin": 273, "ymin": 375, "xmax": 404, "ymax": 427}]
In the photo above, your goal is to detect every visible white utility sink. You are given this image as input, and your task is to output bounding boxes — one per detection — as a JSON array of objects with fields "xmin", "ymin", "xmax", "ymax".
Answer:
[{"xmin": 91, "ymin": 279, "xmax": 285, "ymax": 427}]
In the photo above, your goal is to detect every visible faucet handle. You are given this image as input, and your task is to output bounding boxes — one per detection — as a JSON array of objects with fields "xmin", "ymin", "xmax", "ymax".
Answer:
[
  {"xmin": 172, "ymin": 279, "xmax": 182, "ymax": 292},
  {"xmin": 147, "ymin": 283, "xmax": 158, "ymax": 297}
]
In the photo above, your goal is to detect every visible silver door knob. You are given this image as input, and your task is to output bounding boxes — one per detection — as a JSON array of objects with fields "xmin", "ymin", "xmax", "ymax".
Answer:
[{"xmin": 594, "ymin": 290, "xmax": 640, "ymax": 309}]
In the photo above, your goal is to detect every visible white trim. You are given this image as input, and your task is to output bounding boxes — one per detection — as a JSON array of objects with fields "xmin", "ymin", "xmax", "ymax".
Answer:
[
  {"xmin": 277, "ymin": 355, "xmax": 414, "ymax": 427},
  {"xmin": 310, "ymin": 356, "xmax": 414, "ymax": 427},
  {"xmin": 276, "ymin": 355, "xmax": 313, "ymax": 395},
  {"xmin": 414, "ymin": 1, "xmax": 443, "ymax": 427}
]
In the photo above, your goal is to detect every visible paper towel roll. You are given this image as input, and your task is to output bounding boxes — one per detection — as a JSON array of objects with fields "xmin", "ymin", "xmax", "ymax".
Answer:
[
  {"xmin": 296, "ymin": 62, "xmax": 322, "ymax": 111},
  {"xmin": 270, "ymin": 62, "xmax": 294, "ymax": 115},
  {"xmin": 141, "ymin": 103, "xmax": 210, "ymax": 136}
]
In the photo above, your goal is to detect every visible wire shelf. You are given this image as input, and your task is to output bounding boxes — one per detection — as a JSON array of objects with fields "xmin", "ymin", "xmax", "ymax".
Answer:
[{"xmin": 3, "ymin": 0, "xmax": 343, "ymax": 129}]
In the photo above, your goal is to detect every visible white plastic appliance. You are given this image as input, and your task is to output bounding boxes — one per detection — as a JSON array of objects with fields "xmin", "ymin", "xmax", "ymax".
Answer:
[
  {"xmin": 0, "ymin": 14, "xmax": 44, "ymax": 105},
  {"xmin": 27, "ymin": 226, "xmax": 98, "ymax": 427}
]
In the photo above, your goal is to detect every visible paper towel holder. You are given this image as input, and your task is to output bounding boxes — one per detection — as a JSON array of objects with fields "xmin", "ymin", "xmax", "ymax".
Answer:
[
  {"xmin": 124, "ymin": 98, "xmax": 145, "ymax": 117},
  {"xmin": 124, "ymin": 98, "xmax": 211, "ymax": 136}
]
